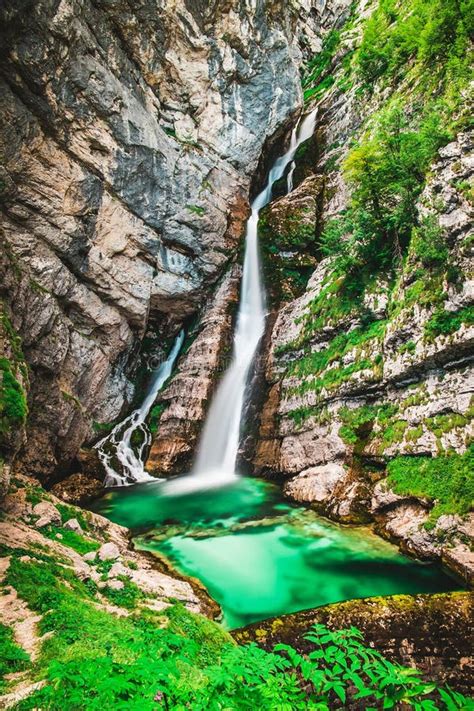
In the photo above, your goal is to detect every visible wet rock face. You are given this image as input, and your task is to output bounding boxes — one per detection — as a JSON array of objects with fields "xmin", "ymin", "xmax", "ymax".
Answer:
[
  {"xmin": 146, "ymin": 266, "xmax": 241, "ymax": 476},
  {"xmin": 0, "ymin": 0, "xmax": 342, "ymax": 481}
]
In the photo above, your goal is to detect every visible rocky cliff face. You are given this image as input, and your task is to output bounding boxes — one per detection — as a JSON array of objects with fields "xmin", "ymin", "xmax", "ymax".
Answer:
[
  {"xmin": 253, "ymin": 3, "xmax": 473, "ymax": 582},
  {"xmin": 0, "ymin": 0, "xmax": 351, "ymax": 481}
]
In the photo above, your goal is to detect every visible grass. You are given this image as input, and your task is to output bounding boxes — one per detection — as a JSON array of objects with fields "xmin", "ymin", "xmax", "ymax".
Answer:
[
  {"xmin": 424, "ymin": 305, "xmax": 474, "ymax": 340},
  {"xmin": 41, "ymin": 526, "xmax": 100, "ymax": 555},
  {"xmin": 387, "ymin": 447, "xmax": 474, "ymax": 528},
  {"xmin": 0, "ymin": 623, "xmax": 30, "ymax": 691}
]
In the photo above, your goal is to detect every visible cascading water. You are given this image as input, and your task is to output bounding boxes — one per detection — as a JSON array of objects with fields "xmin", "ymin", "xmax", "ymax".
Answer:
[
  {"xmin": 96, "ymin": 331, "xmax": 184, "ymax": 487},
  {"xmin": 163, "ymin": 108, "xmax": 318, "ymax": 494}
]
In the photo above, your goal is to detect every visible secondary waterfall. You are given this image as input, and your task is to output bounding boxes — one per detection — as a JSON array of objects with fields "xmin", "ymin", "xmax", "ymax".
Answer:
[
  {"xmin": 164, "ymin": 108, "xmax": 318, "ymax": 494},
  {"xmin": 96, "ymin": 331, "xmax": 184, "ymax": 487}
]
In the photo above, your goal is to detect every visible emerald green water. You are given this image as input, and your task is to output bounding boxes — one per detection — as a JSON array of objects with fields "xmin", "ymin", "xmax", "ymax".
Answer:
[{"xmin": 92, "ymin": 477, "xmax": 456, "ymax": 629}]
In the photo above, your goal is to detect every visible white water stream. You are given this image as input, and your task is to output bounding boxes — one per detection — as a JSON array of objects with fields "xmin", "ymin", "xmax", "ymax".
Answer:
[
  {"xmin": 97, "ymin": 108, "xmax": 317, "ymax": 490},
  {"xmin": 96, "ymin": 331, "xmax": 184, "ymax": 486},
  {"xmin": 163, "ymin": 108, "xmax": 318, "ymax": 494}
]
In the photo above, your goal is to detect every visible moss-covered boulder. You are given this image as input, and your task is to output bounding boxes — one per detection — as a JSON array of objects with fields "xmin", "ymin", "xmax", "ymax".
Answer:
[{"xmin": 234, "ymin": 592, "xmax": 474, "ymax": 694}]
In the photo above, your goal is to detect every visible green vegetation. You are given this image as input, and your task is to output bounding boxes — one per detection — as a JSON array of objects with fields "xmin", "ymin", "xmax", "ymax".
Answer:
[
  {"xmin": 0, "ymin": 356, "xmax": 27, "ymax": 439},
  {"xmin": 302, "ymin": 29, "xmax": 340, "ymax": 103},
  {"xmin": 410, "ymin": 216, "xmax": 449, "ymax": 269},
  {"xmin": 280, "ymin": 0, "xmax": 474, "ymax": 421},
  {"xmin": 2, "ymin": 528, "xmax": 471, "ymax": 708},
  {"xmin": 149, "ymin": 403, "xmax": 166, "ymax": 434},
  {"xmin": 92, "ymin": 420, "xmax": 115, "ymax": 436},
  {"xmin": 41, "ymin": 526, "xmax": 100, "ymax": 555},
  {"xmin": 185, "ymin": 204, "xmax": 205, "ymax": 217},
  {"xmin": 288, "ymin": 319, "xmax": 386, "ymax": 378},
  {"xmin": 425, "ymin": 305, "xmax": 474, "ymax": 339},
  {"xmin": 101, "ymin": 577, "xmax": 144, "ymax": 609},
  {"xmin": 258, "ymin": 207, "xmax": 318, "ymax": 302},
  {"xmin": 56, "ymin": 503, "xmax": 91, "ymax": 532},
  {"xmin": 338, "ymin": 404, "xmax": 398, "ymax": 446},
  {"xmin": 0, "ymin": 623, "xmax": 29, "ymax": 692},
  {"xmin": 357, "ymin": 0, "xmax": 473, "ymax": 104},
  {"xmin": 387, "ymin": 446, "xmax": 474, "ymax": 527},
  {"xmin": 321, "ymin": 104, "xmax": 451, "ymax": 282}
]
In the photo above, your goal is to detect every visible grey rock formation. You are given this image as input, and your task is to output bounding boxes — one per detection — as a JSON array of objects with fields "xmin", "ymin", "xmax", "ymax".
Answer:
[{"xmin": 1, "ymin": 0, "xmax": 354, "ymax": 480}]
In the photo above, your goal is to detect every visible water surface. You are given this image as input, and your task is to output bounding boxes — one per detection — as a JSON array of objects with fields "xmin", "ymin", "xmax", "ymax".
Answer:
[{"xmin": 93, "ymin": 477, "xmax": 456, "ymax": 629}]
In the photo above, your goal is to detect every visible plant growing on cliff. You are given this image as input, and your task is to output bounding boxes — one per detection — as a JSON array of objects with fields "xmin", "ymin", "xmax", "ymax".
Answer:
[
  {"xmin": 0, "ymin": 357, "xmax": 27, "ymax": 441},
  {"xmin": 387, "ymin": 446, "xmax": 474, "ymax": 526}
]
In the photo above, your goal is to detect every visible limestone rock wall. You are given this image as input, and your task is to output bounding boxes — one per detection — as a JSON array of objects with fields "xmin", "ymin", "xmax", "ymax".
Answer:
[
  {"xmin": 254, "ymin": 3, "xmax": 473, "ymax": 582},
  {"xmin": 0, "ymin": 0, "xmax": 353, "ymax": 481}
]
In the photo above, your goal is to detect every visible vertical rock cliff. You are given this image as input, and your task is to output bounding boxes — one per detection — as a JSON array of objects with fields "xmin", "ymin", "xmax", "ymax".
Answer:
[
  {"xmin": 0, "ymin": 0, "xmax": 351, "ymax": 481},
  {"xmin": 253, "ymin": 0, "xmax": 473, "ymax": 582}
]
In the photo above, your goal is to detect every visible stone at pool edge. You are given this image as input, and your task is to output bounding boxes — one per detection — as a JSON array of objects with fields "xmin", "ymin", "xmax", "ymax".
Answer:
[
  {"xmin": 232, "ymin": 591, "xmax": 474, "ymax": 695},
  {"xmin": 50, "ymin": 473, "xmax": 104, "ymax": 506}
]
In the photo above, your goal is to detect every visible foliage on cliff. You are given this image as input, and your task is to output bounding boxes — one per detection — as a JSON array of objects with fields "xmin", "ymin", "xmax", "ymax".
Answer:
[{"xmin": 0, "ymin": 304, "xmax": 27, "ymax": 460}]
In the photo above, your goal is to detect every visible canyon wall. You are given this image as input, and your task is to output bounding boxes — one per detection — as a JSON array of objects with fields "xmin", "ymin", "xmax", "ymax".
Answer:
[
  {"xmin": 253, "ymin": 3, "xmax": 474, "ymax": 582},
  {"xmin": 0, "ymin": 0, "xmax": 351, "ymax": 482}
]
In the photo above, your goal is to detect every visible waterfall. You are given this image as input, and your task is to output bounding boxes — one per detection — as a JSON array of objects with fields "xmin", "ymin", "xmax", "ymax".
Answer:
[
  {"xmin": 96, "ymin": 331, "xmax": 184, "ymax": 487},
  {"xmin": 163, "ymin": 108, "xmax": 318, "ymax": 494}
]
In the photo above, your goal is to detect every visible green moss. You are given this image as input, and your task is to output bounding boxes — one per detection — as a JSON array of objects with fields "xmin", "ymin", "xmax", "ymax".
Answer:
[
  {"xmin": 56, "ymin": 503, "xmax": 91, "ymax": 532},
  {"xmin": 288, "ymin": 357, "xmax": 374, "ymax": 401},
  {"xmin": 0, "ymin": 623, "xmax": 30, "ymax": 691},
  {"xmin": 406, "ymin": 425, "xmax": 423, "ymax": 443},
  {"xmin": 381, "ymin": 419, "xmax": 409, "ymax": 449},
  {"xmin": 185, "ymin": 204, "xmax": 205, "ymax": 216},
  {"xmin": 92, "ymin": 420, "xmax": 115, "ymax": 436},
  {"xmin": 424, "ymin": 305, "xmax": 474, "ymax": 340},
  {"xmin": 42, "ymin": 526, "xmax": 100, "ymax": 555},
  {"xmin": 0, "ymin": 356, "xmax": 28, "ymax": 441},
  {"xmin": 149, "ymin": 403, "xmax": 166, "ymax": 434},
  {"xmin": 398, "ymin": 340, "xmax": 416, "ymax": 355},
  {"xmin": 387, "ymin": 447, "xmax": 474, "ymax": 527},
  {"xmin": 288, "ymin": 319, "xmax": 386, "ymax": 381},
  {"xmin": 338, "ymin": 403, "xmax": 400, "ymax": 449}
]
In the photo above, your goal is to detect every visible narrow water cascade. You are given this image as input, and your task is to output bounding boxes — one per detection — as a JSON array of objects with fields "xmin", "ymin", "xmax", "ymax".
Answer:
[
  {"xmin": 95, "ymin": 330, "xmax": 184, "ymax": 487},
  {"xmin": 164, "ymin": 108, "xmax": 318, "ymax": 495}
]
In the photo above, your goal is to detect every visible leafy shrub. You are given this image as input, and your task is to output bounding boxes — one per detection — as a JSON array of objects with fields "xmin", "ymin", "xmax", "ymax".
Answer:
[
  {"xmin": 411, "ymin": 216, "xmax": 449, "ymax": 269},
  {"xmin": 101, "ymin": 577, "xmax": 144, "ymax": 609}
]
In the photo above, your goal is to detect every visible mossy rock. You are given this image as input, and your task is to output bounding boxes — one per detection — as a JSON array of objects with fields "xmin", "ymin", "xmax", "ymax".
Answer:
[{"xmin": 233, "ymin": 592, "xmax": 473, "ymax": 694}]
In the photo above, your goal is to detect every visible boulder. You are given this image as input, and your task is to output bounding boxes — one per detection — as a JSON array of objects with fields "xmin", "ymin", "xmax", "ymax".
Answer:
[
  {"xmin": 63, "ymin": 518, "xmax": 83, "ymax": 533},
  {"xmin": 98, "ymin": 542, "xmax": 121, "ymax": 561},
  {"xmin": 284, "ymin": 463, "xmax": 346, "ymax": 504},
  {"xmin": 33, "ymin": 501, "xmax": 61, "ymax": 528}
]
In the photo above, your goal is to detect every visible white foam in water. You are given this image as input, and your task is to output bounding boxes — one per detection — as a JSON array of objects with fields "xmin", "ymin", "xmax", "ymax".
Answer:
[
  {"xmin": 163, "ymin": 108, "xmax": 318, "ymax": 496},
  {"xmin": 96, "ymin": 331, "xmax": 184, "ymax": 487}
]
